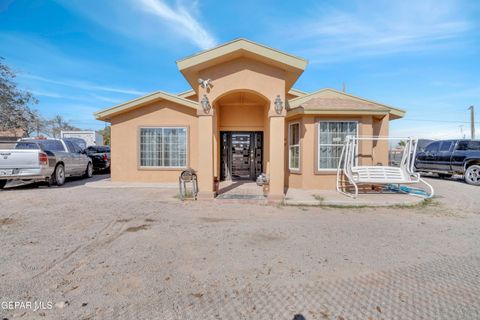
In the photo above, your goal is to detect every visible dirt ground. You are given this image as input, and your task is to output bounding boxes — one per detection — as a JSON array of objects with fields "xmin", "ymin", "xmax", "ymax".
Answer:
[{"xmin": 0, "ymin": 175, "xmax": 479, "ymax": 319}]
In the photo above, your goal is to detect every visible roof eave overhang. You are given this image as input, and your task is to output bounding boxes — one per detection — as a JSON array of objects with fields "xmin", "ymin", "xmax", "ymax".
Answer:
[{"xmin": 94, "ymin": 91, "xmax": 198, "ymax": 122}]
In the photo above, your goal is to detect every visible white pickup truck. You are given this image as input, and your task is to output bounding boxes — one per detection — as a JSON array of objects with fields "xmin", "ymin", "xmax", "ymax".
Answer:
[{"xmin": 0, "ymin": 139, "xmax": 93, "ymax": 189}]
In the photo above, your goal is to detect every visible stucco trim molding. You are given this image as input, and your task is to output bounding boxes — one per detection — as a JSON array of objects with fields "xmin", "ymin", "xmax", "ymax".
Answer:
[{"xmin": 95, "ymin": 91, "xmax": 198, "ymax": 121}]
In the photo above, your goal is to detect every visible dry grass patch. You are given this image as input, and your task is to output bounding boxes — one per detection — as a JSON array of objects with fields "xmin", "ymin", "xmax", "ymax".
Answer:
[{"xmin": 0, "ymin": 217, "xmax": 15, "ymax": 225}]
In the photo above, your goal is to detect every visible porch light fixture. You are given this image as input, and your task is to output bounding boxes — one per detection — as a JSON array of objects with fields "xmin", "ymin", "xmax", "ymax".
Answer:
[
  {"xmin": 274, "ymin": 95, "xmax": 283, "ymax": 114},
  {"xmin": 201, "ymin": 94, "xmax": 211, "ymax": 114}
]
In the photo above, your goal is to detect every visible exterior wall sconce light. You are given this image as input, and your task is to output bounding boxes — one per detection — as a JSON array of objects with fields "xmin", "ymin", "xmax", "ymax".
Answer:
[
  {"xmin": 274, "ymin": 95, "xmax": 283, "ymax": 114},
  {"xmin": 201, "ymin": 94, "xmax": 211, "ymax": 114}
]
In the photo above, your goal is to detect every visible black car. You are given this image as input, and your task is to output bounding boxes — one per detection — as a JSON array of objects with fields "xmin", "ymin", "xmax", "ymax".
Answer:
[
  {"xmin": 85, "ymin": 146, "xmax": 110, "ymax": 172},
  {"xmin": 415, "ymin": 139, "xmax": 480, "ymax": 185}
]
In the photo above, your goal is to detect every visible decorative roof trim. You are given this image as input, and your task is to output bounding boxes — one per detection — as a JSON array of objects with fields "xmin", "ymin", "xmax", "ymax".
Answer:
[{"xmin": 95, "ymin": 91, "xmax": 198, "ymax": 121}]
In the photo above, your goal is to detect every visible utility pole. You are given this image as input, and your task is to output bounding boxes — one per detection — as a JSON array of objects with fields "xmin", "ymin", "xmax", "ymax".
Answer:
[
  {"xmin": 342, "ymin": 82, "xmax": 346, "ymax": 93},
  {"xmin": 468, "ymin": 105, "xmax": 475, "ymax": 139}
]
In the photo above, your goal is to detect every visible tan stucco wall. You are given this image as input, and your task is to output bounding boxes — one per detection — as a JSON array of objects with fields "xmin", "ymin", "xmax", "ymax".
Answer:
[
  {"xmin": 218, "ymin": 104, "xmax": 266, "ymax": 130},
  {"xmin": 107, "ymin": 99, "xmax": 391, "ymax": 192},
  {"xmin": 372, "ymin": 114, "xmax": 389, "ymax": 165},
  {"xmin": 285, "ymin": 114, "xmax": 390, "ymax": 190},
  {"xmin": 109, "ymin": 100, "xmax": 198, "ymax": 182}
]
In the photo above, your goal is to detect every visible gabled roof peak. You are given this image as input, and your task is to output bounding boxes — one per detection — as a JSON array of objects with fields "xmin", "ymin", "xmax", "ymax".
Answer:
[
  {"xmin": 176, "ymin": 38, "xmax": 308, "ymax": 93},
  {"xmin": 176, "ymin": 38, "xmax": 308, "ymax": 71}
]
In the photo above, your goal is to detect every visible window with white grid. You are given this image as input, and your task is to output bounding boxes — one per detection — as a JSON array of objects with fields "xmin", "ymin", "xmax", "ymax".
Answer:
[
  {"xmin": 140, "ymin": 127, "xmax": 187, "ymax": 168},
  {"xmin": 318, "ymin": 121, "xmax": 357, "ymax": 170},
  {"xmin": 288, "ymin": 122, "xmax": 300, "ymax": 170}
]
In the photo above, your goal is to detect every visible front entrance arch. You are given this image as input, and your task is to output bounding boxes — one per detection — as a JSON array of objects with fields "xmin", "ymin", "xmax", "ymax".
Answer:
[{"xmin": 213, "ymin": 90, "xmax": 269, "ymax": 182}]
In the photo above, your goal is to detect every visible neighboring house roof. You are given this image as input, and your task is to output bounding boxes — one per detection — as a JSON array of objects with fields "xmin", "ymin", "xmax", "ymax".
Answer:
[
  {"xmin": 0, "ymin": 128, "xmax": 24, "ymax": 138},
  {"xmin": 287, "ymin": 88, "xmax": 405, "ymax": 119},
  {"xmin": 176, "ymin": 38, "xmax": 308, "ymax": 92},
  {"xmin": 95, "ymin": 90, "xmax": 198, "ymax": 121}
]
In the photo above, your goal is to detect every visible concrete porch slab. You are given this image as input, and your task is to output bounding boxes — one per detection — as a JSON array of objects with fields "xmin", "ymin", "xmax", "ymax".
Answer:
[
  {"xmin": 284, "ymin": 188, "xmax": 424, "ymax": 207},
  {"xmin": 216, "ymin": 181, "xmax": 266, "ymax": 200}
]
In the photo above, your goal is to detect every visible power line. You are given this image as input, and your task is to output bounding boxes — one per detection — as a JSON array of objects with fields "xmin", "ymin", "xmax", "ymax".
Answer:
[{"xmin": 400, "ymin": 118, "xmax": 479, "ymax": 124}]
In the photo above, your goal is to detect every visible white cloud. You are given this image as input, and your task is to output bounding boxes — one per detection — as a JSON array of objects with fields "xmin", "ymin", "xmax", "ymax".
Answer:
[
  {"xmin": 136, "ymin": 0, "xmax": 217, "ymax": 50},
  {"xmin": 57, "ymin": 0, "xmax": 217, "ymax": 50},
  {"xmin": 20, "ymin": 74, "xmax": 146, "ymax": 96},
  {"xmin": 285, "ymin": 0, "xmax": 472, "ymax": 63},
  {"xmin": 88, "ymin": 94, "xmax": 125, "ymax": 104},
  {"xmin": 30, "ymin": 90, "xmax": 64, "ymax": 99}
]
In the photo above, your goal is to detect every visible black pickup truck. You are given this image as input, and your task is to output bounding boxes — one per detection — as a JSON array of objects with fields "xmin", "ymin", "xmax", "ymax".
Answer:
[{"xmin": 415, "ymin": 139, "xmax": 480, "ymax": 185}]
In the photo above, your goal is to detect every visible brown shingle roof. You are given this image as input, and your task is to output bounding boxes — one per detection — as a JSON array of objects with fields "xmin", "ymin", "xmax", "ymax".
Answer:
[
  {"xmin": 300, "ymin": 97, "xmax": 389, "ymax": 111},
  {"xmin": 287, "ymin": 88, "xmax": 405, "ymax": 119}
]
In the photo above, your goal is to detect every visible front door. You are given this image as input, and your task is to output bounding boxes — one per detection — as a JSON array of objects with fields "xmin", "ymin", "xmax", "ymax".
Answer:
[{"xmin": 220, "ymin": 131, "xmax": 263, "ymax": 181}]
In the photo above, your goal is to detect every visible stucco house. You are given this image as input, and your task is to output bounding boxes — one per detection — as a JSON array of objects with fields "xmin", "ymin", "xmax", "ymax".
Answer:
[{"xmin": 95, "ymin": 39, "xmax": 405, "ymax": 199}]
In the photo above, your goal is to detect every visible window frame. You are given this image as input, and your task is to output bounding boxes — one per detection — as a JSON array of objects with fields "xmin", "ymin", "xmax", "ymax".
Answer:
[
  {"xmin": 288, "ymin": 122, "xmax": 301, "ymax": 172},
  {"xmin": 439, "ymin": 140, "xmax": 454, "ymax": 152},
  {"xmin": 316, "ymin": 120, "xmax": 359, "ymax": 172},
  {"xmin": 425, "ymin": 141, "xmax": 440, "ymax": 153},
  {"xmin": 65, "ymin": 141, "xmax": 77, "ymax": 153},
  {"xmin": 138, "ymin": 126, "xmax": 189, "ymax": 170}
]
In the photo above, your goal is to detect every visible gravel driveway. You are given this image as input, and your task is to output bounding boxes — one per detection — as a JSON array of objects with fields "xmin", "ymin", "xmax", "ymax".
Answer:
[{"xmin": 1, "ymin": 175, "xmax": 479, "ymax": 319}]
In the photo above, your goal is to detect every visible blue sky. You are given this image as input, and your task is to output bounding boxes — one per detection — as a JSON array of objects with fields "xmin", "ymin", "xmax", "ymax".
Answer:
[{"xmin": 1, "ymin": 0, "xmax": 479, "ymax": 138}]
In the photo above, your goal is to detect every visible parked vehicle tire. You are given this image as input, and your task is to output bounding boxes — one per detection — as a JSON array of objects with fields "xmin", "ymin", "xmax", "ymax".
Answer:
[
  {"xmin": 464, "ymin": 165, "xmax": 480, "ymax": 186},
  {"xmin": 0, "ymin": 180, "xmax": 7, "ymax": 189},
  {"xmin": 438, "ymin": 173, "xmax": 452, "ymax": 179},
  {"xmin": 84, "ymin": 162, "xmax": 93, "ymax": 178},
  {"xmin": 52, "ymin": 164, "xmax": 66, "ymax": 186}
]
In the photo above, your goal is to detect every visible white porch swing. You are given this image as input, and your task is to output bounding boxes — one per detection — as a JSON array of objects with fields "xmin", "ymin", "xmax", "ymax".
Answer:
[{"xmin": 336, "ymin": 136, "xmax": 434, "ymax": 198}]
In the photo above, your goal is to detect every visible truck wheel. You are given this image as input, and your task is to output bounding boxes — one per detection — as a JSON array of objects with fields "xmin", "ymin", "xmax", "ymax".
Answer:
[
  {"xmin": 465, "ymin": 165, "xmax": 480, "ymax": 186},
  {"xmin": 52, "ymin": 164, "xmax": 66, "ymax": 186},
  {"xmin": 84, "ymin": 162, "xmax": 93, "ymax": 178},
  {"xmin": 0, "ymin": 180, "xmax": 7, "ymax": 189}
]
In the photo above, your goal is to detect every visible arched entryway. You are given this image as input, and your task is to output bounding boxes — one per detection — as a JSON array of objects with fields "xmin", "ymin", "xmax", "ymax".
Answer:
[{"xmin": 213, "ymin": 90, "xmax": 270, "ymax": 182}]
